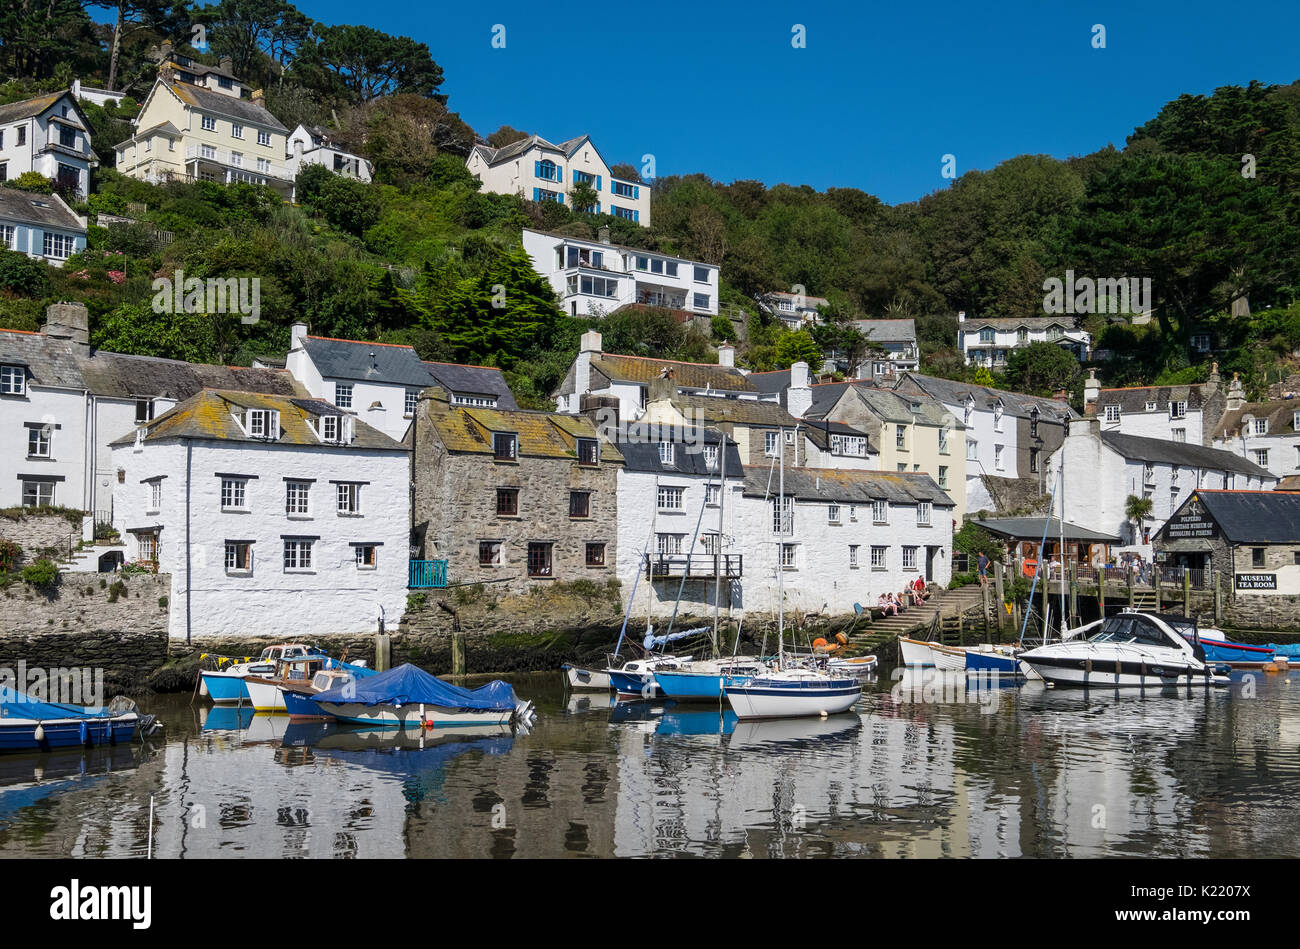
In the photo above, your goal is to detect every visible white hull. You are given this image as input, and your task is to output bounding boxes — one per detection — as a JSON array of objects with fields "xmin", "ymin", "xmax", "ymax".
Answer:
[
  {"xmin": 314, "ymin": 701, "xmax": 515, "ymax": 727},
  {"xmin": 726, "ymin": 687, "xmax": 861, "ymax": 719},
  {"xmin": 898, "ymin": 637, "xmax": 937, "ymax": 667},
  {"xmin": 828, "ymin": 655, "xmax": 878, "ymax": 675},
  {"xmin": 932, "ymin": 643, "xmax": 967, "ymax": 671},
  {"xmin": 564, "ymin": 666, "xmax": 611, "ymax": 691},
  {"xmin": 1020, "ymin": 661, "xmax": 1225, "ymax": 688},
  {"xmin": 244, "ymin": 678, "xmax": 287, "ymax": 712}
]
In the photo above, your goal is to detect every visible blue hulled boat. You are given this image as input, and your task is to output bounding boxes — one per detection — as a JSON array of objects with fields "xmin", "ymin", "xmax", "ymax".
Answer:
[
  {"xmin": 310, "ymin": 663, "xmax": 535, "ymax": 728},
  {"xmin": 0, "ymin": 692, "xmax": 154, "ymax": 752}
]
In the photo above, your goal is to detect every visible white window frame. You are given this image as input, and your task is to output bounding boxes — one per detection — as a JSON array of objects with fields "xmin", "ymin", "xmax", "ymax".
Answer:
[
  {"xmin": 870, "ymin": 546, "xmax": 886, "ymax": 570},
  {"xmin": 26, "ymin": 425, "xmax": 50, "ymax": 458},
  {"xmin": 764, "ymin": 431, "xmax": 778, "ymax": 457},
  {"xmin": 849, "ymin": 545, "xmax": 859, "ymax": 568},
  {"xmin": 780, "ymin": 543, "xmax": 798, "ymax": 570},
  {"xmin": 354, "ymin": 545, "xmax": 377, "ymax": 570},
  {"xmin": 658, "ymin": 442, "xmax": 675, "ymax": 466},
  {"xmin": 283, "ymin": 539, "xmax": 313, "ymax": 571},
  {"xmin": 405, "ymin": 389, "xmax": 418, "ymax": 417},
  {"xmin": 225, "ymin": 541, "xmax": 252, "ymax": 573},
  {"xmin": 917, "ymin": 501, "xmax": 932, "ymax": 526},
  {"xmin": 902, "ymin": 546, "xmax": 918, "ymax": 570},
  {"xmin": 149, "ymin": 480, "xmax": 162, "ymax": 512},
  {"xmin": 657, "ymin": 485, "xmax": 684, "ymax": 511},
  {"xmin": 336, "ymin": 482, "xmax": 361, "ymax": 515},
  {"xmin": 22, "ymin": 479, "xmax": 54, "ymax": 507},
  {"xmin": 220, "ymin": 478, "xmax": 247, "ymax": 511},
  {"xmin": 285, "ymin": 480, "xmax": 311, "ymax": 516},
  {"xmin": 1104, "ymin": 405, "xmax": 1121, "ymax": 422},
  {"xmin": 828, "ymin": 503, "xmax": 841, "ymax": 525},
  {"xmin": 334, "ymin": 383, "xmax": 353, "ymax": 409}
]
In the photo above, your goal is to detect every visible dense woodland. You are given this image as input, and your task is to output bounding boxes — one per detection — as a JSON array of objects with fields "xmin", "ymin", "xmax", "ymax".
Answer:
[{"xmin": 2, "ymin": 1, "xmax": 1299, "ymax": 408}]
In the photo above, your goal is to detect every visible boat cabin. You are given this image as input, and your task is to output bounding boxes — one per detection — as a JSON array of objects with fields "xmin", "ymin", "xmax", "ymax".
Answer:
[{"xmin": 1085, "ymin": 613, "xmax": 1191, "ymax": 653}]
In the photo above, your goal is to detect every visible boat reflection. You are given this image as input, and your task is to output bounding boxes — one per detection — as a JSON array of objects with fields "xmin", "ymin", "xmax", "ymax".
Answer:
[
  {"xmin": 0, "ymin": 742, "xmax": 146, "ymax": 822},
  {"xmin": 727, "ymin": 713, "xmax": 861, "ymax": 749}
]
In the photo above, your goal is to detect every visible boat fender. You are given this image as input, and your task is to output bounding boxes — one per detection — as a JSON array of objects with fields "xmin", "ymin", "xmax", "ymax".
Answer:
[
  {"xmin": 80, "ymin": 720, "xmax": 90, "ymax": 746},
  {"xmin": 199, "ymin": 679, "xmax": 209, "ymax": 697},
  {"xmin": 33, "ymin": 723, "xmax": 45, "ymax": 742}
]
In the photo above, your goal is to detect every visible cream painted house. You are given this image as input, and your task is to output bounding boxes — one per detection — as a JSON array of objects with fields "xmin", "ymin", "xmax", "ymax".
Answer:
[
  {"xmin": 115, "ymin": 65, "xmax": 292, "ymax": 197},
  {"xmin": 467, "ymin": 134, "xmax": 650, "ymax": 226}
]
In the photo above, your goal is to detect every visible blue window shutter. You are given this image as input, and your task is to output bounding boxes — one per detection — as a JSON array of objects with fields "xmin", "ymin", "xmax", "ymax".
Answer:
[
  {"xmin": 558, "ymin": 193, "xmax": 563, "ymax": 205},
  {"xmin": 532, "ymin": 188, "xmax": 538, "ymax": 201},
  {"xmin": 634, "ymin": 210, "xmax": 639, "ymax": 222},
  {"xmin": 559, "ymin": 166, "xmax": 564, "ymax": 182},
  {"xmin": 535, "ymin": 160, "xmax": 541, "ymax": 177},
  {"xmin": 634, "ymin": 186, "xmax": 640, "ymax": 199},
  {"xmin": 596, "ymin": 175, "xmax": 602, "ymax": 190}
]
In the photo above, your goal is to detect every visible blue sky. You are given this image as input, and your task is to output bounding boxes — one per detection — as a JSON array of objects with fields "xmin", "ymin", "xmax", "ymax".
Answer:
[{"xmin": 228, "ymin": 2, "xmax": 1300, "ymax": 203}]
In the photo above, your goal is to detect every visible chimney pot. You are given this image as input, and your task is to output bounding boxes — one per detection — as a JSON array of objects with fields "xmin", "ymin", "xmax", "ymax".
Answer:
[
  {"xmin": 43, "ymin": 302, "xmax": 90, "ymax": 352},
  {"xmin": 717, "ymin": 340, "xmax": 735, "ymax": 368}
]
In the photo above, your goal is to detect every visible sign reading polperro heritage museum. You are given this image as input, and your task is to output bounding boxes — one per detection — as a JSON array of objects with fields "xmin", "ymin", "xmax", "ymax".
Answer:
[
  {"xmin": 1164, "ymin": 499, "xmax": 1218, "ymax": 539},
  {"xmin": 1236, "ymin": 573, "xmax": 1278, "ymax": 590}
]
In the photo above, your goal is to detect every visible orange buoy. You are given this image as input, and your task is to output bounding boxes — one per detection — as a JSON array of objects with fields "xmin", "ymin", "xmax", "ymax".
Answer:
[
  {"xmin": 1264, "ymin": 662, "xmax": 1279, "ymax": 674},
  {"xmin": 835, "ymin": 633, "xmax": 848, "ymax": 645},
  {"xmin": 812, "ymin": 637, "xmax": 828, "ymax": 649}
]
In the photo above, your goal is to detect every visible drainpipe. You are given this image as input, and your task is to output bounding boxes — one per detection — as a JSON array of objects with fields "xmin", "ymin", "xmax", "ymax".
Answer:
[{"xmin": 185, "ymin": 440, "xmax": 192, "ymax": 644}]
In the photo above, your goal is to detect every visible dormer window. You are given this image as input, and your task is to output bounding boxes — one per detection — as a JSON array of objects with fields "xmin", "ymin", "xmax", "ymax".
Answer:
[
  {"xmin": 0, "ymin": 363, "xmax": 25, "ymax": 395},
  {"xmin": 1252, "ymin": 417, "xmax": 1268, "ymax": 436},
  {"xmin": 658, "ymin": 442, "xmax": 675, "ymax": 466},
  {"xmin": 993, "ymin": 403, "xmax": 1003, "ymax": 432},
  {"xmin": 577, "ymin": 438, "xmax": 599, "ymax": 466},
  {"xmin": 1169, "ymin": 401, "xmax": 1187, "ymax": 420},
  {"xmin": 1146, "ymin": 401, "xmax": 1157, "ymax": 412},
  {"xmin": 246, "ymin": 409, "xmax": 279, "ymax": 439},
  {"xmin": 493, "ymin": 432, "xmax": 517, "ymax": 461}
]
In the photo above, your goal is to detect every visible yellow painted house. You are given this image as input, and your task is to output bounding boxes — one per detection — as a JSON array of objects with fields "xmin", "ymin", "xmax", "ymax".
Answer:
[{"xmin": 114, "ymin": 61, "xmax": 292, "ymax": 198}]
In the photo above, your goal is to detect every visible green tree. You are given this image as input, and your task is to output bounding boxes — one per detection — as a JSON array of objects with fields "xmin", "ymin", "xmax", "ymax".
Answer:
[
  {"xmin": 88, "ymin": 0, "xmax": 189, "ymax": 91},
  {"xmin": 295, "ymin": 23, "xmax": 444, "ymax": 102},
  {"xmin": 773, "ymin": 329, "xmax": 823, "ymax": 372},
  {"xmin": 1004, "ymin": 342, "xmax": 1080, "ymax": 394},
  {"xmin": 1124, "ymin": 494, "xmax": 1153, "ymax": 543}
]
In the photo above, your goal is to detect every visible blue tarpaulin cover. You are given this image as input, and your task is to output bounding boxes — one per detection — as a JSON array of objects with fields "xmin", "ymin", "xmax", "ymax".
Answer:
[{"xmin": 311, "ymin": 663, "xmax": 518, "ymax": 711}]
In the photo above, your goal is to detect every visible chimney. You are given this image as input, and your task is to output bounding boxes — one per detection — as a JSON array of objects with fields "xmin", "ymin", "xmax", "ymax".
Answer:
[
  {"xmin": 649, "ymin": 368, "xmax": 676, "ymax": 404},
  {"xmin": 294, "ymin": 139, "xmax": 304, "ymax": 158},
  {"xmin": 788, "ymin": 361, "xmax": 812, "ymax": 418},
  {"xmin": 157, "ymin": 40, "xmax": 172, "ymax": 63},
  {"xmin": 1083, "ymin": 368, "xmax": 1100, "ymax": 415},
  {"xmin": 43, "ymin": 302, "xmax": 90, "ymax": 353},
  {"xmin": 72, "ymin": 78, "xmax": 81, "ymax": 100},
  {"xmin": 1226, "ymin": 373, "xmax": 1246, "ymax": 412},
  {"xmin": 573, "ymin": 330, "xmax": 601, "ymax": 408},
  {"xmin": 219, "ymin": 55, "xmax": 233, "ymax": 73},
  {"xmin": 251, "ymin": 88, "xmax": 265, "ymax": 107},
  {"xmin": 290, "ymin": 321, "xmax": 308, "ymax": 350},
  {"xmin": 717, "ymin": 340, "xmax": 735, "ymax": 368},
  {"xmin": 1053, "ymin": 389, "xmax": 1068, "ymax": 402},
  {"xmin": 1204, "ymin": 361, "xmax": 1221, "ymax": 396},
  {"xmin": 579, "ymin": 393, "xmax": 619, "ymax": 437},
  {"xmin": 598, "ymin": 226, "xmax": 611, "ymax": 245},
  {"xmin": 957, "ymin": 310, "xmax": 966, "ymax": 323}
]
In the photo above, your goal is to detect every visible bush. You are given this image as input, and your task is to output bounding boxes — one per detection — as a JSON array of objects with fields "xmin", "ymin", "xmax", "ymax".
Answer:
[
  {"xmin": 107, "ymin": 580, "xmax": 127, "ymax": 602},
  {"xmin": 158, "ymin": 596, "xmax": 169, "ymax": 610},
  {"xmin": 21, "ymin": 558, "xmax": 59, "ymax": 590},
  {"xmin": 0, "ymin": 539, "xmax": 21, "ymax": 573},
  {"xmin": 5, "ymin": 171, "xmax": 52, "ymax": 193},
  {"xmin": 0, "ymin": 248, "xmax": 51, "ymax": 296},
  {"xmin": 121, "ymin": 560, "xmax": 157, "ymax": 576},
  {"xmin": 406, "ymin": 592, "xmax": 427, "ymax": 612}
]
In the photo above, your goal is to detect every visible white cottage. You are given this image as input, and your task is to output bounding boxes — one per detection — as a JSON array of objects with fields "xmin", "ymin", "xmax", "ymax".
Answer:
[{"xmin": 110, "ymin": 390, "xmax": 410, "ymax": 639}]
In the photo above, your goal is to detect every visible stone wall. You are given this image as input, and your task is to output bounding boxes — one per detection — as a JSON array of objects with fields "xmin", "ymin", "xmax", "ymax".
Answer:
[
  {"xmin": 0, "ymin": 512, "xmax": 81, "ymax": 562},
  {"xmin": 1222, "ymin": 593, "xmax": 1300, "ymax": 633},
  {"xmin": 0, "ymin": 572, "xmax": 171, "ymax": 691}
]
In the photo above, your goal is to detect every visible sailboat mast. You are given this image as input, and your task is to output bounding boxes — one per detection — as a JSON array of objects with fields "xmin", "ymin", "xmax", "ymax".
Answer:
[
  {"xmin": 778, "ymin": 425, "xmax": 785, "ymax": 669},
  {"xmin": 1058, "ymin": 462, "xmax": 1066, "ymax": 635},
  {"xmin": 712, "ymin": 433, "xmax": 726, "ymax": 656}
]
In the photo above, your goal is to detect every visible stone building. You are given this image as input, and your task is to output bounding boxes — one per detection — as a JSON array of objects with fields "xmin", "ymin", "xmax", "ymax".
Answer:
[
  {"xmin": 1083, "ymin": 364, "xmax": 1226, "ymax": 446},
  {"xmin": 1210, "ymin": 388, "xmax": 1300, "ymax": 482},
  {"xmin": 410, "ymin": 387, "xmax": 623, "ymax": 593},
  {"xmin": 1153, "ymin": 489, "xmax": 1300, "ymax": 624}
]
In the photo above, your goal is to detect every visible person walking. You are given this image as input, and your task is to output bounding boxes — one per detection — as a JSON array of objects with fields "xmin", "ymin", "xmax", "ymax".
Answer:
[{"xmin": 978, "ymin": 551, "xmax": 990, "ymax": 588}]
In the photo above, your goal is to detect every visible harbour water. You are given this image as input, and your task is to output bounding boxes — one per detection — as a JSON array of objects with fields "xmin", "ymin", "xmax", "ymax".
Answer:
[{"xmin": 1, "ymin": 666, "xmax": 1298, "ymax": 858}]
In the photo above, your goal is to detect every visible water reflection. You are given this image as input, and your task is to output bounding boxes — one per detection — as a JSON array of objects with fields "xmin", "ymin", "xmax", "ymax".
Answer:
[{"xmin": 0, "ymin": 668, "xmax": 1296, "ymax": 858}]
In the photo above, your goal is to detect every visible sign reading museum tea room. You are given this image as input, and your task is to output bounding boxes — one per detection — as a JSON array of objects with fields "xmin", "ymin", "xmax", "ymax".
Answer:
[{"xmin": 1235, "ymin": 573, "xmax": 1278, "ymax": 591}]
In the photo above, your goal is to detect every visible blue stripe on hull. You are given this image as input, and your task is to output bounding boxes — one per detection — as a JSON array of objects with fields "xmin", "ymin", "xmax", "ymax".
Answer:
[
  {"xmin": 0, "ymin": 719, "xmax": 138, "ymax": 751},
  {"xmin": 964, "ymin": 652, "xmax": 1020, "ymax": 674},
  {"xmin": 281, "ymin": 691, "xmax": 325, "ymax": 718}
]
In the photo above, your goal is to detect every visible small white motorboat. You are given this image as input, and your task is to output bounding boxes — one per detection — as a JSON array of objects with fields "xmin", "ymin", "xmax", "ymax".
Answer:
[
  {"xmin": 561, "ymin": 664, "xmax": 612, "ymax": 691},
  {"xmin": 828, "ymin": 655, "xmax": 878, "ymax": 676}
]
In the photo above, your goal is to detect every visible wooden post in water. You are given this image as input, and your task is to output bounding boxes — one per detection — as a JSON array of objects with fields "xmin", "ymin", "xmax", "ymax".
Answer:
[
  {"xmin": 1069, "ymin": 564, "xmax": 1078, "ymax": 626},
  {"xmin": 452, "ymin": 630, "xmax": 466, "ymax": 677},
  {"xmin": 1183, "ymin": 570, "xmax": 1191, "ymax": 618},
  {"xmin": 1155, "ymin": 565, "xmax": 1162, "ymax": 611},
  {"xmin": 1098, "ymin": 566, "xmax": 1106, "ymax": 619},
  {"xmin": 1127, "ymin": 566, "xmax": 1135, "ymax": 610},
  {"xmin": 375, "ymin": 631, "xmax": 390, "ymax": 672},
  {"xmin": 1214, "ymin": 575, "xmax": 1224, "ymax": 625},
  {"xmin": 993, "ymin": 562, "xmax": 1006, "ymax": 638}
]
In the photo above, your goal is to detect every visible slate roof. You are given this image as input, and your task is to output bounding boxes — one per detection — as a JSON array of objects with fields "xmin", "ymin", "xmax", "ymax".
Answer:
[
  {"xmin": 897, "ymin": 372, "xmax": 1074, "ymax": 423},
  {"xmin": 972, "ymin": 516, "xmax": 1121, "ymax": 543},
  {"xmin": 589, "ymin": 353, "xmax": 754, "ymax": 393},
  {"xmin": 671, "ymin": 393, "xmax": 802, "ymax": 428},
  {"xmin": 81, "ymin": 351, "xmax": 301, "ymax": 400},
  {"xmin": 1211, "ymin": 399, "xmax": 1300, "ymax": 439},
  {"xmin": 0, "ymin": 92, "xmax": 66, "ymax": 124},
  {"xmin": 742, "ymin": 466, "xmax": 955, "ymax": 507},
  {"xmin": 301, "ymin": 337, "xmax": 432, "ymax": 387},
  {"xmin": 0, "ymin": 188, "xmax": 85, "ymax": 232},
  {"xmin": 747, "ymin": 369, "xmax": 790, "ymax": 398},
  {"xmin": 616, "ymin": 427, "xmax": 743, "ymax": 475},
  {"xmin": 160, "ymin": 77, "xmax": 287, "ymax": 132},
  {"xmin": 1185, "ymin": 490, "xmax": 1300, "ymax": 544},
  {"xmin": 847, "ymin": 386, "xmax": 962, "ymax": 429},
  {"xmin": 800, "ymin": 418, "xmax": 875, "ymax": 453},
  {"xmin": 426, "ymin": 401, "xmax": 624, "ymax": 463},
  {"xmin": 114, "ymin": 389, "xmax": 405, "ymax": 450},
  {"xmin": 1098, "ymin": 383, "xmax": 1217, "ymax": 412},
  {"xmin": 1099, "ymin": 431, "xmax": 1271, "ymax": 478},
  {"xmin": 423, "ymin": 361, "xmax": 518, "ymax": 410},
  {"xmin": 852, "ymin": 319, "xmax": 916, "ymax": 344},
  {"xmin": 0, "ymin": 329, "xmax": 86, "ymax": 388},
  {"xmin": 964, "ymin": 316, "xmax": 1082, "ymax": 331},
  {"xmin": 473, "ymin": 133, "xmax": 594, "ymax": 166}
]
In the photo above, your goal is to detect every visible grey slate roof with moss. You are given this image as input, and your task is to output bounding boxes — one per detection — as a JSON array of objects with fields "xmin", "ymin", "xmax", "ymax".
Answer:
[
  {"xmin": 1099, "ymin": 431, "xmax": 1271, "ymax": 478},
  {"xmin": 0, "ymin": 188, "xmax": 84, "ymax": 232},
  {"xmin": 742, "ymin": 466, "xmax": 954, "ymax": 507},
  {"xmin": 1181, "ymin": 490, "xmax": 1300, "ymax": 544},
  {"xmin": 898, "ymin": 372, "xmax": 1074, "ymax": 422}
]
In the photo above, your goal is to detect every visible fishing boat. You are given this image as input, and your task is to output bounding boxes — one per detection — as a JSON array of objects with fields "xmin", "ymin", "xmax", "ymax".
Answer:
[
  {"xmin": 243, "ymin": 654, "xmax": 333, "ymax": 712},
  {"xmin": 898, "ymin": 636, "xmax": 939, "ymax": 667},
  {"xmin": 280, "ymin": 665, "xmax": 378, "ymax": 720},
  {"xmin": 0, "ymin": 692, "xmax": 156, "ymax": 752},
  {"xmin": 199, "ymin": 643, "xmax": 320, "ymax": 703},
  {"xmin": 1017, "ymin": 611, "xmax": 1230, "ymax": 688},
  {"xmin": 961, "ymin": 643, "xmax": 1022, "ymax": 675},
  {"xmin": 828, "ymin": 654, "xmax": 878, "ymax": 676},
  {"xmin": 310, "ymin": 662, "xmax": 536, "ymax": 728}
]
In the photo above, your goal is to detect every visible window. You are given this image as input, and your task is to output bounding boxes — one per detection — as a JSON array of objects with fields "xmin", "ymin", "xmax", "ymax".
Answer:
[
  {"xmin": 938, "ymin": 428, "xmax": 949, "ymax": 454},
  {"xmin": 1146, "ymin": 401, "xmax": 1157, "ymax": 412},
  {"xmin": 1047, "ymin": 325, "xmax": 1064, "ymax": 341},
  {"xmin": 218, "ymin": 76, "xmax": 233, "ymax": 90},
  {"xmin": 336, "ymin": 482, "xmax": 361, "ymax": 515},
  {"xmin": 577, "ymin": 438, "xmax": 599, "ymax": 466},
  {"xmin": 612, "ymin": 180, "xmax": 637, "ymax": 198},
  {"xmin": 1029, "ymin": 414, "xmax": 1039, "ymax": 439},
  {"xmin": 612, "ymin": 204, "xmax": 639, "ymax": 221},
  {"xmin": 15, "ymin": 127, "xmax": 24, "ymax": 146},
  {"xmin": 1254, "ymin": 449, "xmax": 1269, "ymax": 468},
  {"xmin": 59, "ymin": 126, "xmax": 77, "ymax": 149},
  {"xmin": 496, "ymin": 488, "xmax": 519, "ymax": 516},
  {"xmin": 579, "ymin": 275, "xmax": 618, "ymax": 296},
  {"xmin": 849, "ymin": 505, "xmax": 857, "ymax": 522},
  {"xmin": 22, "ymin": 479, "xmax": 54, "ymax": 506},
  {"xmin": 979, "ymin": 328, "xmax": 995, "ymax": 344},
  {"xmin": 828, "ymin": 504, "xmax": 841, "ymax": 524},
  {"xmin": 138, "ymin": 532, "xmax": 157, "ymax": 562},
  {"xmin": 764, "ymin": 432, "xmax": 778, "ymax": 457},
  {"xmin": 334, "ymin": 383, "xmax": 353, "ymax": 408},
  {"xmin": 479, "ymin": 541, "xmax": 502, "ymax": 566},
  {"xmin": 27, "ymin": 425, "xmax": 50, "ymax": 458},
  {"xmin": 1104, "ymin": 405, "xmax": 1120, "ymax": 423},
  {"xmin": 657, "ymin": 533, "xmax": 684, "ymax": 555},
  {"xmin": 693, "ymin": 266, "xmax": 709, "ymax": 283},
  {"xmin": 256, "ymin": 158, "xmax": 269, "ymax": 173},
  {"xmin": 231, "ymin": 123, "xmax": 243, "ymax": 138},
  {"xmin": 967, "ymin": 439, "xmax": 978, "ymax": 461},
  {"xmin": 1170, "ymin": 401, "xmax": 1187, "ymax": 420},
  {"xmin": 405, "ymin": 390, "xmax": 418, "ymax": 417},
  {"xmin": 533, "ymin": 187, "xmax": 562, "ymax": 203},
  {"xmin": 320, "ymin": 415, "xmax": 341, "ymax": 442},
  {"xmin": 535, "ymin": 159, "xmax": 559, "ymax": 181},
  {"xmin": 285, "ymin": 480, "xmax": 311, "ymax": 516},
  {"xmin": 1172, "ymin": 428, "xmax": 1186, "ymax": 443},
  {"xmin": 895, "ymin": 426, "xmax": 906, "ymax": 450},
  {"xmin": 1191, "ymin": 334, "xmax": 1211, "ymax": 352},
  {"xmin": 200, "ymin": 144, "xmax": 216, "ymax": 160},
  {"xmin": 658, "ymin": 441, "xmax": 676, "ymax": 465},
  {"xmin": 1253, "ymin": 417, "xmax": 1269, "ymax": 436},
  {"xmin": 354, "ymin": 545, "xmax": 377, "ymax": 569},
  {"xmin": 135, "ymin": 398, "xmax": 154, "ymax": 422},
  {"xmin": 585, "ymin": 543, "xmax": 606, "ymax": 567},
  {"xmin": 873, "ymin": 499, "xmax": 888, "ymax": 524},
  {"xmin": 781, "ymin": 544, "xmax": 797, "ymax": 570},
  {"xmin": 772, "ymin": 495, "xmax": 793, "ymax": 533},
  {"xmin": 938, "ymin": 466, "xmax": 949, "ymax": 489},
  {"xmin": 230, "ymin": 152, "xmax": 242, "ymax": 167},
  {"xmin": 0, "ymin": 225, "xmax": 12, "ymax": 249},
  {"xmin": 493, "ymin": 432, "xmax": 518, "ymax": 460},
  {"xmin": 993, "ymin": 407, "xmax": 1003, "ymax": 432},
  {"xmin": 149, "ymin": 480, "xmax": 162, "ymax": 511},
  {"xmin": 703, "ymin": 444, "xmax": 718, "ymax": 470},
  {"xmin": 257, "ymin": 130, "xmax": 271, "ymax": 146},
  {"xmin": 220, "ymin": 478, "xmax": 247, "ymax": 510},
  {"xmin": 225, "ymin": 542, "xmax": 251, "ymax": 572},
  {"xmin": 283, "ymin": 539, "xmax": 313, "ymax": 571},
  {"xmin": 903, "ymin": 546, "xmax": 918, "ymax": 570},
  {"xmin": 657, "ymin": 485, "xmax": 684, "ymax": 510},
  {"xmin": 849, "ymin": 545, "xmax": 860, "ymax": 568},
  {"xmin": 917, "ymin": 502, "xmax": 932, "ymax": 526},
  {"xmin": 527, "ymin": 543, "xmax": 553, "ymax": 578},
  {"xmin": 201, "ymin": 114, "xmax": 215, "ymax": 131},
  {"xmin": 1144, "ymin": 463, "xmax": 1155, "ymax": 485},
  {"xmin": 42, "ymin": 233, "xmax": 75, "ymax": 259},
  {"xmin": 994, "ymin": 444, "xmax": 1004, "ymax": 470},
  {"xmin": 246, "ymin": 409, "xmax": 277, "ymax": 438},
  {"xmin": 870, "ymin": 546, "xmax": 887, "ymax": 569},
  {"xmin": 1029, "ymin": 448, "xmax": 1040, "ymax": 473},
  {"xmin": 693, "ymin": 293, "xmax": 710, "ymax": 311},
  {"xmin": 1252, "ymin": 547, "xmax": 1266, "ymax": 568},
  {"xmin": 569, "ymin": 491, "xmax": 591, "ymax": 518},
  {"xmin": 1017, "ymin": 327, "xmax": 1028, "ymax": 344}
]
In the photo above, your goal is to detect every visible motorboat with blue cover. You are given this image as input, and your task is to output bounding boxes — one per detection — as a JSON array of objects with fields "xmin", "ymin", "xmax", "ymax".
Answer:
[
  {"xmin": 309, "ymin": 663, "xmax": 536, "ymax": 727},
  {"xmin": 0, "ymin": 691, "xmax": 156, "ymax": 752}
]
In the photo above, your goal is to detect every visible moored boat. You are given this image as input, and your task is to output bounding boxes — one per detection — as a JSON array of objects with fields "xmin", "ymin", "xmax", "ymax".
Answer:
[
  {"xmin": 652, "ymin": 657, "xmax": 767, "ymax": 702},
  {"xmin": 244, "ymin": 654, "xmax": 333, "ymax": 712},
  {"xmin": 561, "ymin": 664, "xmax": 612, "ymax": 691},
  {"xmin": 828, "ymin": 654, "xmax": 878, "ymax": 676},
  {"xmin": 199, "ymin": 643, "xmax": 320, "ymax": 704},
  {"xmin": 723, "ymin": 668, "xmax": 862, "ymax": 719},
  {"xmin": 606, "ymin": 655, "xmax": 692, "ymax": 696},
  {"xmin": 0, "ymin": 692, "xmax": 156, "ymax": 752},
  {"xmin": 281, "ymin": 665, "xmax": 377, "ymax": 720},
  {"xmin": 898, "ymin": 636, "xmax": 939, "ymax": 667},
  {"xmin": 310, "ymin": 663, "xmax": 535, "ymax": 728},
  {"xmin": 962, "ymin": 643, "xmax": 1022, "ymax": 675},
  {"xmin": 931, "ymin": 642, "xmax": 967, "ymax": 671}
]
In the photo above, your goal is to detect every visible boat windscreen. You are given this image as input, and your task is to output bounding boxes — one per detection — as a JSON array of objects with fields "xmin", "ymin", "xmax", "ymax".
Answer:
[{"xmin": 1090, "ymin": 615, "xmax": 1179, "ymax": 648}]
